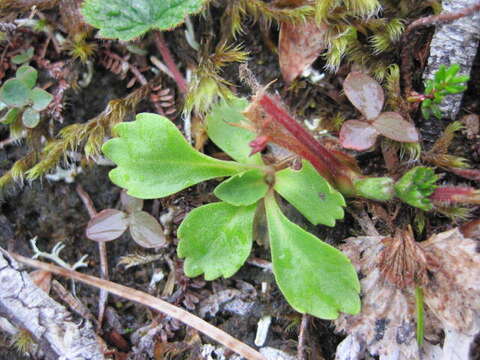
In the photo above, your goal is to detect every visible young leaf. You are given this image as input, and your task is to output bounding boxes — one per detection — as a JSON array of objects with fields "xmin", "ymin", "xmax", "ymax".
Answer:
[
  {"xmin": 339, "ymin": 120, "xmax": 379, "ymax": 151},
  {"xmin": 11, "ymin": 47, "xmax": 34, "ymax": 65},
  {"xmin": 81, "ymin": 0, "xmax": 207, "ymax": 41},
  {"xmin": 354, "ymin": 177, "xmax": 395, "ymax": 201},
  {"xmin": 102, "ymin": 113, "xmax": 246, "ymax": 199},
  {"xmin": 16, "ymin": 65, "xmax": 38, "ymax": 89},
  {"xmin": 394, "ymin": 167, "xmax": 438, "ymax": 211},
  {"xmin": 30, "ymin": 88, "xmax": 53, "ymax": 111},
  {"xmin": 128, "ymin": 211, "xmax": 166, "ymax": 248},
  {"xmin": 264, "ymin": 194, "xmax": 360, "ymax": 319},
  {"xmin": 0, "ymin": 79, "xmax": 30, "ymax": 107},
  {"xmin": 206, "ymin": 97, "xmax": 263, "ymax": 165},
  {"xmin": 86, "ymin": 209, "xmax": 129, "ymax": 242},
  {"xmin": 343, "ymin": 72, "xmax": 384, "ymax": 120},
  {"xmin": 177, "ymin": 202, "xmax": 256, "ymax": 280},
  {"xmin": 22, "ymin": 108, "xmax": 40, "ymax": 128},
  {"xmin": 214, "ymin": 169, "xmax": 268, "ymax": 206},
  {"xmin": 372, "ymin": 112, "xmax": 419, "ymax": 143},
  {"xmin": 274, "ymin": 161, "xmax": 345, "ymax": 227},
  {"xmin": 121, "ymin": 191, "xmax": 144, "ymax": 214}
]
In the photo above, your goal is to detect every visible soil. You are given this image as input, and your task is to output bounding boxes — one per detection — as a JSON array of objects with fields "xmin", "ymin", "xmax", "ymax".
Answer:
[{"xmin": 1, "ymin": 2, "xmax": 480, "ymax": 360}]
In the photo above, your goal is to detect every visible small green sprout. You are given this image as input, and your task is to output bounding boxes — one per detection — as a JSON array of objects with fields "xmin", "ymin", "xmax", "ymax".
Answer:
[
  {"xmin": 418, "ymin": 65, "xmax": 469, "ymax": 120},
  {"xmin": 0, "ymin": 65, "xmax": 53, "ymax": 129},
  {"xmin": 102, "ymin": 97, "xmax": 360, "ymax": 320},
  {"xmin": 394, "ymin": 167, "xmax": 438, "ymax": 211}
]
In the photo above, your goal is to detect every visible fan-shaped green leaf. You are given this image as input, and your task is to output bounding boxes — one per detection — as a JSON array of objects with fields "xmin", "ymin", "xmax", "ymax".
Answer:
[
  {"xmin": 16, "ymin": 65, "xmax": 38, "ymax": 89},
  {"xmin": 31, "ymin": 87, "xmax": 53, "ymax": 111},
  {"xmin": 0, "ymin": 79, "xmax": 30, "ymax": 107},
  {"xmin": 206, "ymin": 97, "xmax": 263, "ymax": 165},
  {"xmin": 81, "ymin": 0, "xmax": 207, "ymax": 41},
  {"xmin": 214, "ymin": 169, "xmax": 268, "ymax": 206},
  {"xmin": 178, "ymin": 202, "xmax": 256, "ymax": 280},
  {"xmin": 22, "ymin": 108, "xmax": 40, "ymax": 128},
  {"xmin": 274, "ymin": 161, "xmax": 345, "ymax": 227},
  {"xmin": 102, "ymin": 113, "xmax": 246, "ymax": 199},
  {"xmin": 265, "ymin": 194, "xmax": 360, "ymax": 319}
]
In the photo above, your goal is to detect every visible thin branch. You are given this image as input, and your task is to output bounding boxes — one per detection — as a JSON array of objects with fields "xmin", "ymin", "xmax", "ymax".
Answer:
[
  {"xmin": 153, "ymin": 31, "xmax": 188, "ymax": 94},
  {"xmin": 297, "ymin": 314, "xmax": 309, "ymax": 360},
  {"xmin": 10, "ymin": 253, "xmax": 267, "ymax": 360},
  {"xmin": 76, "ymin": 185, "xmax": 108, "ymax": 329}
]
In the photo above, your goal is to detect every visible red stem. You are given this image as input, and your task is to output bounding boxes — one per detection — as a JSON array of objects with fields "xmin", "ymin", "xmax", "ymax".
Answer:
[
  {"xmin": 430, "ymin": 186, "xmax": 480, "ymax": 204},
  {"xmin": 153, "ymin": 31, "xmax": 188, "ymax": 94},
  {"xmin": 258, "ymin": 94, "xmax": 343, "ymax": 178}
]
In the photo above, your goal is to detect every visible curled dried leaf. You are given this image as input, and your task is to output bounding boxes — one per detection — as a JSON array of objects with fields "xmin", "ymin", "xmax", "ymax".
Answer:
[{"xmin": 278, "ymin": 21, "xmax": 327, "ymax": 83}]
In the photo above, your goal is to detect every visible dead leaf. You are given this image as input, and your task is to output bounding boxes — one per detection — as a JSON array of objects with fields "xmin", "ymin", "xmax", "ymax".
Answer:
[
  {"xmin": 29, "ymin": 270, "xmax": 52, "ymax": 293},
  {"xmin": 278, "ymin": 21, "xmax": 328, "ymax": 83},
  {"xmin": 335, "ymin": 227, "xmax": 480, "ymax": 359}
]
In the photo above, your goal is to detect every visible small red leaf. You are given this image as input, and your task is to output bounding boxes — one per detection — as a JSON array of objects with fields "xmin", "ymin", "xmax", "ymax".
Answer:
[
  {"xmin": 373, "ymin": 112, "xmax": 419, "ymax": 143},
  {"xmin": 278, "ymin": 21, "xmax": 328, "ymax": 83},
  {"xmin": 129, "ymin": 211, "xmax": 166, "ymax": 248},
  {"xmin": 120, "ymin": 191, "xmax": 144, "ymax": 213},
  {"xmin": 86, "ymin": 209, "xmax": 129, "ymax": 242},
  {"xmin": 343, "ymin": 72, "xmax": 384, "ymax": 120},
  {"xmin": 339, "ymin": 120, "xmax": 379, "ymax": 151}
]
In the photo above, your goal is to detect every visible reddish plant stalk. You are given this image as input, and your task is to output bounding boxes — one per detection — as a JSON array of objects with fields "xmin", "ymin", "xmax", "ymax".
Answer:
[
  {"xmin": 153, "ymin": 31, "xmax": 188, "ymax": 95},
  {"xmin": 430, "ymin": 186, "xmax": 480, "ymax": 204},
  {"xmin": 258, "ymin": 94, "xmax": 344, "ymax": 178}
]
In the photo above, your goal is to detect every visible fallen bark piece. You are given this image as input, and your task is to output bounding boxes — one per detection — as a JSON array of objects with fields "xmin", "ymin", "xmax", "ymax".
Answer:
[
  {"xmin": 0, "ymin": 251, "xmax": 103, "ymax": 360},
  {"xmin": 423, "ymin": 0, "xmax": 480, "ymax": 119}
]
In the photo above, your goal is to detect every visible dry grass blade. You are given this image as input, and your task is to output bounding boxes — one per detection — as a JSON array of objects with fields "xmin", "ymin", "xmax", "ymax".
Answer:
[{"xmin": 10, "ymin": 253, "xmax": 267, "ymax": 360}]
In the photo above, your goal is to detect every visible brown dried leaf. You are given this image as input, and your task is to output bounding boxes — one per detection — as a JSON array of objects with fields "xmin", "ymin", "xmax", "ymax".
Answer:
[
  {"xmin": 460, "ymin": 113, "xmax": 479, "ymax": 139},
  {"xmin": 128, "ymin": 211, "xmax": 166, "ymax": 248},
  {"xmin": 421, "ymin": 228, "xmax": 480, "ymax": 334},
  {"xmin": 372, "ymin": 112, "xmax": 419, "ymax": 143},
  {"xmin": 339, "ymin": 120, "xmax": 378, "ymax": 151},
  {"xmin": 336, "ymin": 228, "xmax": 480, "ymax": 359},
  {"xmin": 278, "ymin": 21, "xmax": 328, "ymax": 83},
  {"xmin": 335, "ymin": 236, "xmax": 419, "ymax": 359},
  {"xmin": 86, "ymin": 209, "xmax": 129, "ymax": 242},
  {"xmin": 29, "ymin": 270, "xmax": 52, "ymax": 293},
  {"xmin": 343, "ymin": 72, "xmax": 384, "ymax": 120}
]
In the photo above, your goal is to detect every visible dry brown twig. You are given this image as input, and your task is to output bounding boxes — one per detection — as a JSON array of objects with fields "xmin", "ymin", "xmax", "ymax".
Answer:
[
  {"xmin": 76, "ymin": 184, "xmax": 109, "ymax": 329},
  {"xmin": 10, "ymin": 252, "xmax": 267, "ymax": 360}
]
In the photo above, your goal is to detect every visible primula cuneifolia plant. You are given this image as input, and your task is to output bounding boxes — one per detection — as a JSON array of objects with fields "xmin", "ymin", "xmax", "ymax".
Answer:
[{"xmin": 102, "ymin": 98, "xmax": 360, "ymax": 319}]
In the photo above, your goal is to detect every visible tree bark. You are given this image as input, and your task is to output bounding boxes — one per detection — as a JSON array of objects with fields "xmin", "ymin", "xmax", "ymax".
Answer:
[{"xmin": 0, "ymin": 250, "xmax": 103, "ymax": 360}]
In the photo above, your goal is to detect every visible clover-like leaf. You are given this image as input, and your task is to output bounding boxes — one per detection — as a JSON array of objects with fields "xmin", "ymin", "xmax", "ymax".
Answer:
[
  {"xmin": 343, "ymin": 72, "xmax": 384, "ymax": 120},
  {"xmin": 214, "ymin": 169, "xmax": 268, "ymax": 206},
  {"xmin": 86, "ymin": 209, "xmax": 129, "ymax": 242},
  {"xmin": 30, "ymin": 87, "xmax": 53, "ymax": 111},
  {"xmin": 206, "ymin": 97, "xmax": 263, "ymax": 165},
  {"xmin": 0, "ymin": 79, "xmax": 30, "ymax": 107},
  {"xmin": 178, "ymin": 202, "xmax": 256, "ymax": 280},
  {"xmin": 372, "ymin": 112, "xmax": 419, "ymax": 143},
  {"xmin": 82, "ymin": 0, "xmax": 207, "ymax": 41},
  {"xmin": 102, "ymin": 113, "xmax": 246, "ymax": 199},
  {"xmin": 274, "ymin": 161, "xmax": 345, "ymax": 227},
  {"xmin": 265, "ymin": 194, "xmax": 360, "ymax": 319},
  {"xmin": 16, "ymin": 65, "xmax": 38, "ymax": 89},
  {"xmin": 394, "ymin": 167, "xmax": 438, "ymax": 211},
  {"xmin": 339, "ymin": 120, "xmax": 379, "ymax": 151},
  {"xmin": 128, "ymin": 211, "xmax": 166, "ymax": 248},
  {"xmin": 22, "ymin": 108, "xmax": 40, "ymax": 128}
]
